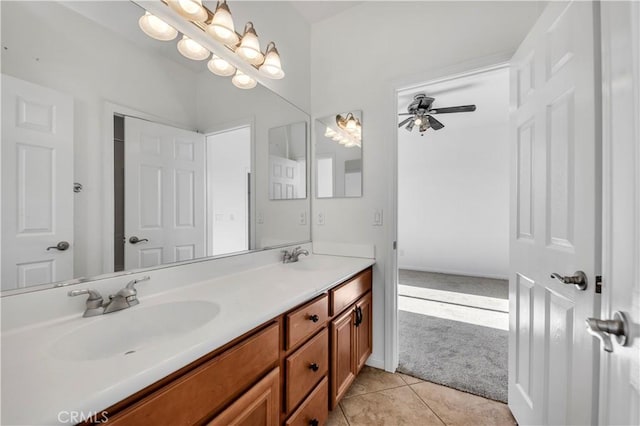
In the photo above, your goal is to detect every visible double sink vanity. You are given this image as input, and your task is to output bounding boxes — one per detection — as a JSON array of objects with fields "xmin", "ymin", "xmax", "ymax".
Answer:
[{"xmin": 1, "ymin": 250, "xmax": 374, "ymax": 425}]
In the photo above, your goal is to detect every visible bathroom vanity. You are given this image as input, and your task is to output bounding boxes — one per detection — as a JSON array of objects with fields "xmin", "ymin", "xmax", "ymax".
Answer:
[
  {"xmin": 94, "ymin": 267, "xmax": 372, "ymax": 426},
  {"xmin": 0, "ymin": 253, "xmax": 374, "ymax": 425}
]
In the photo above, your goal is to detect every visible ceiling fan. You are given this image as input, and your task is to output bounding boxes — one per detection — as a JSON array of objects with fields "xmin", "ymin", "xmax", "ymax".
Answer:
[{"xmin": 398, "ymin": 94, "xmax": 476, "ymax": 135}]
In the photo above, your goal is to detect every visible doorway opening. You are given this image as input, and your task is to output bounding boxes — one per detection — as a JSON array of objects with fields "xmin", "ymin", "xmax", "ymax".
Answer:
[
  {"xmin": 396, "ymin": 65, "xmax": 510, "ymax": 402},
  {"xmin": 205, "ymin": 126, "xmax": 251, "ymax": 256}
]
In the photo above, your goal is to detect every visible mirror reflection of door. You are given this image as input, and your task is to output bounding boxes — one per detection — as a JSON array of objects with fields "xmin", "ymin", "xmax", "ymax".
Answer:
[
  {"xmin": 112, "ymin": 115, "xmax": 207, "ymax": 272},
  {"xmin": 1, "ymin": 75, "xmax": 74, "ymax": 289},
  {"xmin": 268, "ymin": 122, "xmax": 307, "ymax": 200}
]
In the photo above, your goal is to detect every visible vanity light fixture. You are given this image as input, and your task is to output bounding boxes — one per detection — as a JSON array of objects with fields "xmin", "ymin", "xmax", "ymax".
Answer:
[
  {"xmin": 259, "ymin": 42, "xmax": 285, "ymax": 79},
  {"xmin": 168, "ymin": 0, "xmax": 208, "ymax": 23},
  {"xmin": 324, "ymin": 114, "xmax": 362, "ymax": 148},
  {"xmin": 137, "ymin": 1, "xmax": 285, "ymax": 89},
  {"xmin": 138, "ymin": 12, "xmax": 178, "ymax": 41},
  {"xmin": 236, "ymin": 22, "xmax": 264, "ymax": 65},
  {"xmin": 208, "ymin": 54, "xmax": 236, "ymax": 76},
  {"xmin": 177, "ymin": 35, "xmax": 210, "ymax": 60},
  {"xmin": 206, "ymin": 0, "xmax": 239, "ymax": 46},
  {"xmin": 232, "ymin": 70, "xmax": 257, "ymax": 89}
]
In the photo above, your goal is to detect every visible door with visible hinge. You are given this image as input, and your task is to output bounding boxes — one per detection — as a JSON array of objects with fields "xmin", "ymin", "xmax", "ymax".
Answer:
[{"xmin": 509, "ymin": 1, "xmax": 600, "ymax": 424}]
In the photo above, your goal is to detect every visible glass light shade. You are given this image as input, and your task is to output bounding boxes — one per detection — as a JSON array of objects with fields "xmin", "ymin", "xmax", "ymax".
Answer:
[
  {"xmin": 207, "ymin": 1, "xmax": 239, "ymax": 46},
  {"xmin": 237, "ymin": 22, "xmax": 264, "ymax": 65},
  {"xmin": 259, "ymin": 42, "xmax": 284, "ymax": 79},
  {"xmin": 331, "ymin": 134, "xmax": 341, "ymax": 141},
  {"xmin": 345, "ymin": 117, "xmax": 357, "ymax": 132},
  {"xmin": 345, "ymin": 141, "xmax": 357, "ymax": 148},
  {"xmin": 138, "ymin": 12, "xmax": 178, "ymax": 41},
  {"xmin": 177, "ymin": 36, "xmax": 210, "ymax": 61},
  {"xmin": 207, "ymin": 54, "xmax": 236, "ymax": 76},
  {"xmin": 168, "ymin": 0, "xmax": 208, "ymax": 22},
  {"xmin": 232, "ymin": 70, "xmax": 257, "ymax": 89},
  {"xmin": 414, "ymin": 117, "xmax": 423, "ymax": 126},
  {"xmin": 324, "ymin": 127, "xmax": 336, "ymax": 138}
]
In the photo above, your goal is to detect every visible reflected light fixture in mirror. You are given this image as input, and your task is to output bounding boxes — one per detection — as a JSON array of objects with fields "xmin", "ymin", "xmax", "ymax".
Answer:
[
  {"xmin": 232, "ymin": 70, "xmax": 257, "ymax": 89},
  {"xmin": 138, "ymin": 12, "xmax": 178, "ymax": 41},
  {"xmin": 177, "ymin": 35, "xmax": 210, "ymax": 60},
  {"xmin": 236, "ymin": 22, "xmax": 264, "ymax": 65},
  {"xmin": 208, "ymin": 54, "xmax": 236, "ymax": 76},
  {"xmin": 207, "ymin": 0, "xmax": 239, "ymax": 46},
  {"xmin": 168, "ymin": 0, "xmax": 208, "ymax": 23}
]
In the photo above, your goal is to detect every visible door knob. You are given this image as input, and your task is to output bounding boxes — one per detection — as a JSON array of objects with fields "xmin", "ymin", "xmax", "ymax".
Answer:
[
  {"xmin": 47, "ymin": 241, "xmax": 70, "ymax": 251},
  {"xmin": 586, "ymin": 311, "xmax": 629, "ymax": 353},
  {"xmin": 550, "ymin": 270, "xmax": 588, "ymax": 290},
  {"xmin": 128, "ymin": 236, "xmax": 149, "ymax": 244}
]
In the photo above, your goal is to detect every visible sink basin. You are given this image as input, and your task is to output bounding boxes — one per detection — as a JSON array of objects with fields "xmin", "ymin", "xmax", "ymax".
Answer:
[
  {"xmin": 284, "ymin": 256, "xmax": 339, "ymax": 271},
  {"xmin": 50, "ymin": 301, "xmax": 220, "ymax": 361}
]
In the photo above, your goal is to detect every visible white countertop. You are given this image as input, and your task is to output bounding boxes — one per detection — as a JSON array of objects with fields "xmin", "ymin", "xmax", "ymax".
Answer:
[{"xmin": 1, "ymin": 254, "xmax": 374, "ymax": 425}]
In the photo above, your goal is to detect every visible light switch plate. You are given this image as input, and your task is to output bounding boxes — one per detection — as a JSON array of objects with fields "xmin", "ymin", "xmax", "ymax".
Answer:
[
  {"xmin": 299, "ymin": 211, "xmax": 307, "ymax": 225},
  {"xmin": 373, "ymin": 209, "xmax": 383, "ymax": 226},
  {"xmin": 317, "ymin": 212, "xmax": 325, "ymax": 225},
  {"xmin": 257, "ymin": 212, "xmax": 264, "ymax": 224}
]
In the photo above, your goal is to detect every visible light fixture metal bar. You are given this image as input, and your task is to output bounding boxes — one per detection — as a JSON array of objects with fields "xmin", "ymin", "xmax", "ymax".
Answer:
[{"xmin": 132, "ymin": 0, "xmax": 268, "ymax": 86}]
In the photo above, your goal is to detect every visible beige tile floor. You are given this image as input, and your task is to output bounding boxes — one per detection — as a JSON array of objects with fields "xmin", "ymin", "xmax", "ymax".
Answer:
[{"xmin": 327, "ymin": 367, "xmax": 517, "ymax": 426}]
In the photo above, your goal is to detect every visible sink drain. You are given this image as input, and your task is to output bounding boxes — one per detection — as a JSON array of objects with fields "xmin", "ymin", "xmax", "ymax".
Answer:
[{"xmin": 124, "ymin": 350, "xmax": 136, "ymax": 355}]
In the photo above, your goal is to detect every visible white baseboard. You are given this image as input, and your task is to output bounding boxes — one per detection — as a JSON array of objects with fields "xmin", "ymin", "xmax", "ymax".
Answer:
[
  {"xmin": 397, "ymin": 264, "xmax": 508, "ymax": 281},
  {"xmin": 365, "ymin": 356, "xmax": 385, "ymax": 370}
]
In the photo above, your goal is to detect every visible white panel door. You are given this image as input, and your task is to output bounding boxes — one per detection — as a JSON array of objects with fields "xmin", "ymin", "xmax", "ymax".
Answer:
[
  {"xmin": 597, "ymin": 2, "xmax": 640, "ymax": 425},
  {"xmin": 1, "ymin": 74, "xmax": 74, "ymax": 290},
  {"xmin": 269, "ymin": 155, "xmax": 300, "ymax": 199},
  {"xmin": 509, "ymin": 2, "xmax": 600, "ymax": 424},
  {"xmin": 124, "ymin": 117, "xmax": 205, "ymax": 269}
]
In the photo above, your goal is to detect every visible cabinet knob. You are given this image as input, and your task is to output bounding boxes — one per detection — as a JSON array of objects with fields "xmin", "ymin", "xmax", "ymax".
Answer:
[
  {"xmin": 309, "ymin": 314, "xmax": 319, "ymax": 323},
  {"xmin": 309, "ymin": 362, "xmax": 319, "ymax": 372},
  {"xmin": 309, "ymin": 419, "xmax": 319, "ymax": 426}
]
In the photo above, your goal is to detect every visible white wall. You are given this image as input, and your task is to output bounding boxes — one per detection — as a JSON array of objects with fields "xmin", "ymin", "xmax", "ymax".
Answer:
[
  {"xmin": 310, "ymin": 1, "xmax": 542, "ymax": 368},
  {"xmin": 398, "ymin": 67, "xmax": 510, "ymax": 279}
]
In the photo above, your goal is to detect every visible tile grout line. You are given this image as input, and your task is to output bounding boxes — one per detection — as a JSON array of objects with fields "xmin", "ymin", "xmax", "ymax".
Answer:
[
  {"xmin": 342, "ymin": 383, "xmax": 409, "ymax": 400},
  {"xmin": 407, "ymin": 383, "xmax": 448, "ymax": 426},
  {"xmin": 337, "ymin": 402, "xmax": 350, "ymax": 426}
]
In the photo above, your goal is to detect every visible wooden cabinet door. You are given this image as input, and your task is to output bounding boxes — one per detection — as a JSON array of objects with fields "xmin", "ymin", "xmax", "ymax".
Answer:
[
  {"xmin": 330, "ymin": 308, "xmax": 356, "ymax": 409},
  {"xmin": 355, "ymin": 292, "xmax": 372, "ymax": 373},
  {"xmin": 208, "ymin": 368, "xmax": 280, "ymax": 426}
]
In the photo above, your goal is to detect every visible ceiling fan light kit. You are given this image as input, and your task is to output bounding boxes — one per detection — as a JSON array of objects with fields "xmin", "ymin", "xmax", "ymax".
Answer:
[
  {"xmin": 398, "ymin": 93, "xmax": 476, "ymax": 136},
  {"xmin": 137, "ymin": 0, "xmax": 284, "ymax": 90}
]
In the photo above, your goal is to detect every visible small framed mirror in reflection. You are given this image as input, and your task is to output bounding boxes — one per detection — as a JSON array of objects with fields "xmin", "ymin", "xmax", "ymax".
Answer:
[{"xmin": 315, "ymin": 111, "xmax": 363, "ymax": 198}]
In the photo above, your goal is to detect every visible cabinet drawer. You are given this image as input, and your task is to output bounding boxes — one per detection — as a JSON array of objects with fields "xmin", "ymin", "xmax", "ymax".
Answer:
[
  {"xmin": 208, "ymin": 368, "xmax": 280, "ymax": 426},
  {"xmin": 285, "ymin": 328, "xmax": 329, "ymax": 413},
  {"xmin": 285, "ymin": 377, "xmax": 328, "ymax": 426},
  {"xmin": 286, "ymin": 294, "xmax": 328, "ymax": 350},
  {"xmin": 330, "ymin": 268, "xmax": 372, "ymax": 316},
  {"xmin": 108, "ymin": 323, "xmax": 279, "ymax": 425}
]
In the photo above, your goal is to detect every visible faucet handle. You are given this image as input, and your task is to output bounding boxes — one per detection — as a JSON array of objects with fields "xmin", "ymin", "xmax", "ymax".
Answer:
[
  {"xmin": 126, "ymin": 275, "xmax": 150, "ymax": 290},
  {"xmin": 68, "ymin": 288, "xmax": 103, "ymax": 313}
]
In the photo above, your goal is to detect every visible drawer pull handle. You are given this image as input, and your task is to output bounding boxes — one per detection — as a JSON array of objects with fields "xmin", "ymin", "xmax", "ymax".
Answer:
[
  {"xmin": 309, "ymin": 419, "xmax": 319, "ymax": 426},
  {"xmin": 309, "ymin": 362, "xmax": 319, "ymax": 372},
  {"xmin": 309, "ymin": 314, "xmax": 319, "ymax": 323}
]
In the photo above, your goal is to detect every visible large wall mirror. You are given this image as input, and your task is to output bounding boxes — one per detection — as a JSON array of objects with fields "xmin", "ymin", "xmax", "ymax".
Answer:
[
  {"xmin": 0, "ymin": 1, "xmax": 310, "ymax": 294},
  {"xmin": 315, "ymin": 111, "xmax": 363, "ymax": 198}
]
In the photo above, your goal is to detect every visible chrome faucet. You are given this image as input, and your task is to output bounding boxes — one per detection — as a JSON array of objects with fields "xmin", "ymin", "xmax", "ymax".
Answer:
[
  {"xmin": 68, "ymin": 276, "xmax": 149, "ymax": 317},
  {"xmin": 282, "ymin": 246, "xmax": 309, "ymax": 263}
]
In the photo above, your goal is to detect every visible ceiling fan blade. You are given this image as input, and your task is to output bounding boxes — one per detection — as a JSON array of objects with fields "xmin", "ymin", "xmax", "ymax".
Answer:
[
  {"xmin": 398, "ymin": 117, "xmax": 413, "ymax": 128},
  {"xmin": 430, "ymin": 105, "xmax": 477, "ymax": 114},
  {"xmin": 427, "ymin": 115, "xmax": 445, "ymax": 130},
  {"xmin": 417, "ymin": 96, "xmax": 435, "ymax": 110},
  {"xmin": 398, "ymin": 113, "xmax": 414, "ymax": 115}
]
